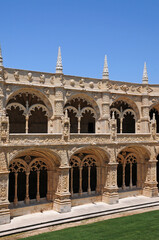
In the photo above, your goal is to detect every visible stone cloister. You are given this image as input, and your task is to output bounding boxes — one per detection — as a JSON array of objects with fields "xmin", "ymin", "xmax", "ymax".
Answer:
[{"xmin": 0, "ymin": 47, "xmax": 159, "ymax": 224}]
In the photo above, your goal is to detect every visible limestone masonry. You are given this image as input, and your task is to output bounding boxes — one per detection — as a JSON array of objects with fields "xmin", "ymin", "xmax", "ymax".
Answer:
[{"xmin": 0, "ymin": 46, "xmax": 159, "ymax": 225}]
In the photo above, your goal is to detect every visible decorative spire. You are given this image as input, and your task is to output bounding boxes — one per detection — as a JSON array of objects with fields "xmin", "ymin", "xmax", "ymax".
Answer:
[
  {"xmin": 103, "ymin": 55, "xmax": 109, "ymax": 80},
  {"xmin": 112, "ymin": 111, "xmax": 115, "ymax": 120},
  {"xmin": 56, "ymin": 46, "xmax": 63, "ymax": 73},
  {"xmin": 142, "ymin": 62, "xmax": 148, "ymax": 84},
  {"xmin": 0, "ymin": 44, "xmax": 3, "ymax": 67}
]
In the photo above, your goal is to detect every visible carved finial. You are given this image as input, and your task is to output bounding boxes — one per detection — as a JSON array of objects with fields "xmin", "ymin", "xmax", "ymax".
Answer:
[
  {"xmin": 112, "ymin": 111, "xmax": 115, "ymax": 119},
  {"xmin": 103, "ymin": 55, "xmax": 109, "ymax": 80},
  {"xmin": 0, "ymin": 44, "xmax": 3, "ymax": 67},
  {"xmin": 142, "ymin": 62, "xmax": 148, "ymax": 84},
  {"xmin": 56, "ymin": 46, "xmax": 63, "ymax": 74}
]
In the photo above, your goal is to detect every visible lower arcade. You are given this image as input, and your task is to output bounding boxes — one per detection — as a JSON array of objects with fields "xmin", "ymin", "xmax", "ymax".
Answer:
[{"xmin": 1, "ymin": 143, "xmax": 157, "ymax": 224}]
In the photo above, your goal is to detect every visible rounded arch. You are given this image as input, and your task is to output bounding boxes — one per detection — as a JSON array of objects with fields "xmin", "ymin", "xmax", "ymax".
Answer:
[
  {"xmin": 9, "ymin": 158, "xmax": 29, "ymax": 172},
  {"xmin": 65, "ymin": 93, "xmax": 100, "ymax": 119},
  {"xmin": 70, "ymin": 146, "xmax": 110, "ymax": 166},
  {"xmin": 29, "ymin": 157, "xmax": 49, "ymax": 170},
  {"xmin": 69, "ymin": 146, "xmax": 109, "ymax": 196},
  {"xmin": 6, "ymin": 88, "xmax": 52, "ymax": 134},
  {"xmin": 110, "ymin": 108, "xmax": 121, "ymax": 118},
  {"xmin": 8, "ymin": 148, "xmax": 61, "ymax": 205},
  {"xmin": 6, "ymin": 88, "xmax": 53, "ymax": 117},
  {"xmin": 123, "ymin": 109, "xmax": 137, "ymax": 121},
  {"xmin": 111, "ymin": 96, "xmax": 140, "ymax": 120},
  {"xmin": 9, "ymin": 148, "xmax": 61, "ymax": 168},
  {"xmin": 116, "ymin": 145, "xmax": 150, "ymax": 162},
  {"xmin": 64, "ymin": 94, "xmax": 100, "ymax": 134},
  {"xmin": 116, "ymin": 145, "xmax": 150, "ymax": 190}
]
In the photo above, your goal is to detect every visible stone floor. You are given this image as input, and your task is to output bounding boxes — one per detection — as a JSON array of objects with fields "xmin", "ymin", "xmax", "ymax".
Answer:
[{"xmin": 1, "ymin": 195, "xmax": 159, "ymax": 237}]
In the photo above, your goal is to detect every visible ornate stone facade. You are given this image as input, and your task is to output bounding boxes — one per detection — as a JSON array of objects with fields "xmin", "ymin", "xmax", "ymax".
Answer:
[{"xmin": 0, "ymin": 46, "xmax": 159, "ymax": 225}]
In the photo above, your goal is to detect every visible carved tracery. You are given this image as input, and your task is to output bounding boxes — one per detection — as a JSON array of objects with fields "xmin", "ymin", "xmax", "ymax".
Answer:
[
  {"xmin": 6, "ymin": 92, "xmax": 49, "ymax": 133},
  {"xmin": 117, "ymin": 151, "xmax": 137, "ymax": 189},
  {"xmin": 9, "ymin": 157, "xmax": 49, "ymax": 205},
  {"xmin": 110, "ymin": 100, "xmax": 136, "ymax": 133},
  {"xmin": 69, "ymin": 154, "xmax": 99, "ymax": 196},
  {"xmin": 64, "ymin": 98, "xmax": 96, "ymax": 133}
]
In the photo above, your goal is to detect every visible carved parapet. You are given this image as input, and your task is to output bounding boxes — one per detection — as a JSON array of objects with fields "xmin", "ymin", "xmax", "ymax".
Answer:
[
  {"xmin": 102, "ymin": 163, "xmax": 119, "ymax": 204},
  {"xmin": 54, "ymin": 166, "xmax": 71, "ymax": 213},
  {"xmin": 143, "ymin": 159, "xmax": 158, "ymax": 197}
]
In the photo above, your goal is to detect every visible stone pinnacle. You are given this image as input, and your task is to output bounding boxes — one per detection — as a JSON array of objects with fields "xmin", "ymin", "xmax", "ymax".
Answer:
[
  {"xmin": 56, "ymin": 46, "xmax": 63, "ymax": 74},
  {"xmin": 0, "ymin": 44, "xmax": 3, "ymax": 67},
  {"xmin": 103, "ymin": 55, "xmax": 109, "ymax": 80},
  {"xmin": 142, "ymin": 62, "xmax": 148, "ymax": 84}
]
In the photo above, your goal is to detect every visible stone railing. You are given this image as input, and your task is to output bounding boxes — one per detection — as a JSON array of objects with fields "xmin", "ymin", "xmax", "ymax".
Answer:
[
  {"xmin": 117, "ymin": 133, "xmax": 152, "ymax": 143},
  {"xmin": 9, "ymin": 133, "xmax": 62, "ymax": 146},
  {"xmin": 5, "ymin": 133, "xmax": 154, "ymax": 147},
  {"xmin": 69, "ymin": 134, "xmax": 111, "ymax": 144}
]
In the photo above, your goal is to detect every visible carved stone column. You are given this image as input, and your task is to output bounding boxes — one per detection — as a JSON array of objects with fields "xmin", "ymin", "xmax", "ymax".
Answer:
[
  {"xmin": 0, "ymin": 171, "xmax": 10, "ymax": 224},
  {"xmin": 25, "ymin": 171, "xmax": 30, "ymax": 204},
  {"xmin": 0, "ymin": 150, "xmax": 10, "ymax": 224},
  {"xmin": 143, "ymin": 159, "xmax": 158, "ymax": 197},
  {"xmin": 110, "ymin": 113, "xmax": 117, "ymax": 141},
  {"xmin": 102, "ymin": 162, "xmax": 119, "ymax": 204},
  {"xmin": 141, "ymin": 94, "xmax": 150, "ymax": 133},
  {"xmin": 0, "ymin": 113, "xmax": 9, "ymax": 143},
  {"xmin": 100, "ymin": 92, "xmax": 110, "ymax": 133},
  {"xmin": 53, "ymin": 79, "xmax": 64, "ymax": 133},
  {"xmin": 54, "ymin": 166, "xmax": 71, "ymax": 213}
]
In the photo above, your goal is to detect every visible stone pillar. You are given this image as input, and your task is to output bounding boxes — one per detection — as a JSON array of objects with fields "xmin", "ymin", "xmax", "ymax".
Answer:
[
  {"xmin": 141, "ymin": 94, "xmax": 150, "ymax": 133},
  {"xmin": 0, "ymin": 150, "xmax": 10, "ymax": 225},
  {"xmin": 100, "ymin": 92, "xmax": 110, "ymax": 133},
  {"xmin": 54, "ymin": 166, "xmax": 71, "ymax": 213},
  {"xmin": 143, "ymin": 159, "xmax": 158, "ymax": 197},
  {"xmin": 53, "ymin": 85, "xmax": 64, "ymax": 133},
  {"xmin": 0, "ymin": 172, "xmax": 10, "ymax": 224},
  {"xmin": 110, "ymin": 112, "xmax": 117, "ymax": 141},
  {"xmin": 102, "ymin": 162, "xmax": 119, "ymax": 204}
]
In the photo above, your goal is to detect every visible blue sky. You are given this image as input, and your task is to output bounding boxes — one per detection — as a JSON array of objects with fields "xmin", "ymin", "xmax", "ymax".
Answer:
[{"xmin": 1, "ymin": 0, "xmax": 159, "ymax": 83}]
